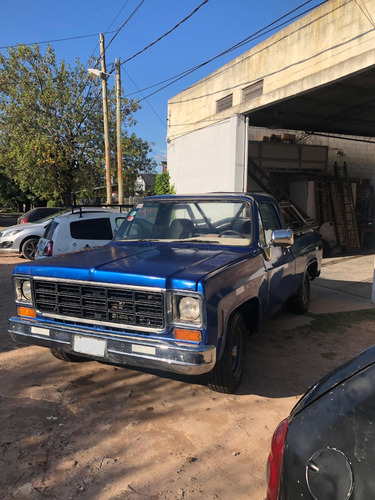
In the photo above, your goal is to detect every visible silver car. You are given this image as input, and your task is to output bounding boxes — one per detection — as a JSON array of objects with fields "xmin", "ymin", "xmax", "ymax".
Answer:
[{"xmin": 0, "ymin": 212, "xmax": 68, "ymax": 259}]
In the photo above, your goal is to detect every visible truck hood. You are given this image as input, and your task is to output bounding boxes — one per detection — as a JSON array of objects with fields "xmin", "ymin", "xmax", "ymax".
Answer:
[{"xmin": 15, "ymin": 242, "xmax": 253, "ymax": 290}]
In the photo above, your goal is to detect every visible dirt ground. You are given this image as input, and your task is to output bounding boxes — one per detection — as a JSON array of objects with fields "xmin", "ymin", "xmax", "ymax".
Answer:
[{"xmin": 1, "ymin": 251, "xmax": 375, "ymax": 500}]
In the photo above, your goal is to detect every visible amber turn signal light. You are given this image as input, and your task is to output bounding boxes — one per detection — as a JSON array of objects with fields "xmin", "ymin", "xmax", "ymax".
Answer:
[
  {"xmin": 174, "ymin": 329, "xmax": 202, "ymax": 342},
  {"xmin": 17, "ymin": 306, "xmax": 36, "ymax": 319}
]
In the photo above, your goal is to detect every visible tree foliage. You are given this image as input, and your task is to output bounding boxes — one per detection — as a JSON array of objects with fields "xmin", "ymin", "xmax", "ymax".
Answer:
[
  {"xmin": 153, "ymin": 171, "xmax": 175, "ymax": 195},
  {"xmin": 122, "ymin": 133, "xmax": 157, "ymax": 196},
  {"xmin": 0, "ymin": 44, "xmax": 156, "ymax": 206}
]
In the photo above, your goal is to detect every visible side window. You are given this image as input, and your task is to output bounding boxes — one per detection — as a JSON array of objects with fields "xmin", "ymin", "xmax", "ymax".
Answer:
[
  {"xmin": 258, "ymin": 213, "xmax": 266, "ymax": 247},
  {"xmin": 70, "ymin": 218, "xmax": 113, "ymax": 240},
  {"xmin": 127, "ymin": 219, "xmax": 153, "ymax": 239},
  {"xmin": 44, "ymin": 221, "xmax": 58, "ymax": 239},
  {"xmin": 115, "ymin": 217, "xmax": 126, "ymax": 229},
  {"xmin": 258, "ymin": 203, "xmax": 282, "ymax": 246}
]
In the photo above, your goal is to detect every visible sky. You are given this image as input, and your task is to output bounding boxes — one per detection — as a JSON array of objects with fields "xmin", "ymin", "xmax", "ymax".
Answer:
[{"xmin": 1, "ymin": 0, "xmax": 326, "ymax": 171}]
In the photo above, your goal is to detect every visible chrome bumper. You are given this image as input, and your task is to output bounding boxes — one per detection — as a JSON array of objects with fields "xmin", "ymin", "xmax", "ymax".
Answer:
[{"xmin": 8, "ymin": 317, "xmax": 216, "ymax": 376}]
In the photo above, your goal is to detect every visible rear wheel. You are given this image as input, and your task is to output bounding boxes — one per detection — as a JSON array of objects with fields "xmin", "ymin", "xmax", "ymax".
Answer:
[
  {"xmin": 288, "ymin": 272, "xmax": 311, "ymax": 314},
  {"xmin": 207, "ymin": 311, "xmax": 246, "ymax": 394},
  {"xmin": 21, "ymin": 237, "xmax": 39, "ymax": 260},
  {"xmin": 50, "ymin": 348, "xmax": 88, "ymax": 363}
]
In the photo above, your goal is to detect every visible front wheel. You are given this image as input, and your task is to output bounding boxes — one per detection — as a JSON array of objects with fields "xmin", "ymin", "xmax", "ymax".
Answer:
[
  {"xmin": 207, "ymin": 311, "xmax": 246, "ymax": 394},
  {"xmin": 21, "ymin": 237, "xmax": 39, "ymax": 260},
  {"xmin": 288, "ymin": 272, "xmax": 311, "ymax": 314}
]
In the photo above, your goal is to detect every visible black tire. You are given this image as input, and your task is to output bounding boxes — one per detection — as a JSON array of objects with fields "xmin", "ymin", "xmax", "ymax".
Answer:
[
  {"xmin": 50, "ymin": 348, "xmax": 88, "ymax": 363},
  {"xmin": 288, "ymin": 272, "xmax": 311, "ymax": 314},
  {"xmin": 21, "ymin": 237, "xmax": 39, "ymax": 260},
  {"xmin": 207, "ymin": 311, "xmax": 246, "ymax": 394}
]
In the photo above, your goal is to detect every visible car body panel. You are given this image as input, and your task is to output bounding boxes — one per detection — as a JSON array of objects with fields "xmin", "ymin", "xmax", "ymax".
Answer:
[
  {"xmin": 0, "ymin": 217, "xmax": 59, "ymax": 256},
  {"xmin": 273, "ymin": 344, "xmax": 375, "ymax": 499},
  {"xmin": 36, "ymin": 209, "xmax": 127, "ymax": 259}
]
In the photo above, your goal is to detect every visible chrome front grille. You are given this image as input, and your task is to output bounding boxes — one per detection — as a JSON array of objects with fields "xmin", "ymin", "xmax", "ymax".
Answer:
[{"xmin": 33, "ymin": 279, "xmax": 165, "ymax": 330}]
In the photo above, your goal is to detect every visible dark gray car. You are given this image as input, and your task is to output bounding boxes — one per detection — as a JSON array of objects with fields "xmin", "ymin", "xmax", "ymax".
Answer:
[
  {"xmin": 17, "ymin": 207, "xmax": 65, "ymax": 224},
  {"xmin": 267, "ymin": 344, "xmax": 375, "ymax": 500}
]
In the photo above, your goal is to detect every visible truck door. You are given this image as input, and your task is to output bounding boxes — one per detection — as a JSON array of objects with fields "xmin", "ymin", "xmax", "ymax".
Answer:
[{"xmin": 258, "ymin": 202, "xmax": 295, "ymax": 316}]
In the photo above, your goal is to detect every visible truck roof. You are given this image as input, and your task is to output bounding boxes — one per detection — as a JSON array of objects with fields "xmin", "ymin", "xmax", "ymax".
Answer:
[{"xmin": 140, "ymin": 192, "xmax": 277, "ymax": 203}]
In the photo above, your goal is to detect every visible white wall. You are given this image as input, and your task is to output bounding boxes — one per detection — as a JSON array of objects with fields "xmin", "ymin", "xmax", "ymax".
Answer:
[
  {"xmin": 167, "ymin": 0, "xmax": 375, "ymax": 140},
  {"xmin": 168, "ymin": 115, "xmax": 246, "ymax": 194}
]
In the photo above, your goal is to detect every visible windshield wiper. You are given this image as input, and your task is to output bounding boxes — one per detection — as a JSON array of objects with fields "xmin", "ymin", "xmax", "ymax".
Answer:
[
  {"xmin": 178, "ymin": 238, "xmax": 220, "ymax": 244},
  {"xmin": 136, "ymin": 239, "xmax": 161, "ymax": 242}
]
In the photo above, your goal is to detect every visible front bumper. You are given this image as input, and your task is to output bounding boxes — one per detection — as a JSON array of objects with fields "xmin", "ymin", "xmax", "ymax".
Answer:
[
  {"xmin": 0, "ymin": 241, "xmax": 17, "ymax": 252},
  {"xmin": 8, "ymin": 317, "xmax": 216, "ymax": 376}
]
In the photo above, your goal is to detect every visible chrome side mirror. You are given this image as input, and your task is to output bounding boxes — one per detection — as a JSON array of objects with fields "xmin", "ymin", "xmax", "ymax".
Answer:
[{"xmin": 272, "ymin": 228, "xmax": 294, "ymax": 247}]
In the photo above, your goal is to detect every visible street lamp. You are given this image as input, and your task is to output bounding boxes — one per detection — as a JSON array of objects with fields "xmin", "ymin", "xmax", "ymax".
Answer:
[
  {"xmin": 87, "ymin": 68, "xmax": 105, "ymax": 79},
  {"xmin": 88, "ymin": 62, "xmax": 124, "ymax": 205}
]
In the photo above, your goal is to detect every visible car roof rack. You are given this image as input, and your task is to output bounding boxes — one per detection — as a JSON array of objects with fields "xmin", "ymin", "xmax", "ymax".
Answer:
[{"xmin": 68, "ymin": 204, "xmax": 133, "ymax": 218}]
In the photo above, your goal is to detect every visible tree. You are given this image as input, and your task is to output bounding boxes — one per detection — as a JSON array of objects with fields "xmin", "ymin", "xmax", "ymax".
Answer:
[
  {"xmin": 0, "ymin": 172, "xmax": 29, "ymax": 210},
  {"xmin": 0, "ymin": 44, "xmax": 154, "ymax": 206},
  {"xmin": 153, "ymin": 171, "xmax": 175, "ymax": 195},
  {"xmin": 122, "ymin": 133, "xmax": 157, "ymax": 197}
]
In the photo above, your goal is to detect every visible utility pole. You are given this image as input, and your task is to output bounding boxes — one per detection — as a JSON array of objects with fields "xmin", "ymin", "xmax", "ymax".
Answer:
[
  {"xmin": 116, "ymin": 58, "xmax": 124, "ymax": 205},
  {"xmin": 99, "ymin": 33, "xmax": 112, "ymax": 205}
]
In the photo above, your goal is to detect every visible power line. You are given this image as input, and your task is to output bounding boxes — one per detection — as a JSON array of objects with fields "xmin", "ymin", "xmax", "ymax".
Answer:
[
  {"xmin": 106, "ymin": 0, "xmax": 132, "ymax": 32},
  {"xmin": 79, "ymin": 1, "xmax": 135, "ymax": 113},
  {"xmin": 120, "ymin": 0, "xmax": 210, "ymax": 66},
  {"xmin": 105, "ymin": 0, "xmax": 147, "ymax": 51},
  {"xmin": 0, "ymin": 31, "xmax": 116, "ymax": 51},
  {"xmin": 88, "ymin": 1, "xmax": 131, "ymax": 63},
  {"xmin": 135, "ymin": 0, "xmax": 328, "ymax": 102},
  {"xmin": 354, "ymin": 0, "xmax": 375, "ymax": 28},
  {"xmin": 0, "ymin": 0, "xmax": 133, "ymax": 53},
  {"xmin": 123, "ymin": 68, "xmax": 167, "ymax": 129},
  {"xmin": 103, "ymin": 0, "xmax": 211, "ymax": 135},
  {"xmin": 72, "ymin": 0, "xmax": 147, "ymax": 139}
]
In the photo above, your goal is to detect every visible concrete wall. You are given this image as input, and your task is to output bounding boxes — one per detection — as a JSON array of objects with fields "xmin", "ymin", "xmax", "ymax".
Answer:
[
  {"xmin": 167, "ymin": 0, "xmax": 375, "ymax": 141},
  {"xmin": 168, "ymin": 115, "xmax": 246, "ymax": 194}
]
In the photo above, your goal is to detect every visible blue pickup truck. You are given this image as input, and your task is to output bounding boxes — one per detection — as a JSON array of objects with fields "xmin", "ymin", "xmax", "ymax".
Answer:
[{"xmin": 9, "ymin": 193, "xmax": 322, "ymax": 393}]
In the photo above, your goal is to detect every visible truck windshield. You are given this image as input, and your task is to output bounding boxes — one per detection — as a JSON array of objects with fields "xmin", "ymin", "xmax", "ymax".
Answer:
[{"xmin": 115, "ymin": 199, "xmax": 253, "ymax": 246}]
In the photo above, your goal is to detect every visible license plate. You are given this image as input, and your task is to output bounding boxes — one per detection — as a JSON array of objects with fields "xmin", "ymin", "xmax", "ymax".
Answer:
[
  {"xmin": 37, "ymin": 240, "xmax": 46, "ymax": 254},
  {"xmin": 73, "ymin": 336, "xmax": 106, "ymax": 357}
]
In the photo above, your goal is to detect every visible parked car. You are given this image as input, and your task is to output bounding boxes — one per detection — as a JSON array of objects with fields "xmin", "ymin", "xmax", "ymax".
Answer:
[
  {"xmin": 36, "ymin": 208, "xmax": 127, "ymax": 259},
  {"xmin": 266, "ymin": 344, "xmax": 375, "ymax": 500},
  {"xmin": 9, "ymin": 193, "xmax": 321, "ymax": 394},
  {"xmin": 0, "ymin": 211, "xmax": 69, "ymax": 259},
  {"xmin": 17, "ymin": 207, "xmax": 65, "ymax": 224}
]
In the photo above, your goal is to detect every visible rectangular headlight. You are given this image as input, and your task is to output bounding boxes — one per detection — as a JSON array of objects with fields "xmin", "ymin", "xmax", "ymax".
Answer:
[{"xmin": 15, "ymin": 277, "xmax": 33, "ymax": 305}]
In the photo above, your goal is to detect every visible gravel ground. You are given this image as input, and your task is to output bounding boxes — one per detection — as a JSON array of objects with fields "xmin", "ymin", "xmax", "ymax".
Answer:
[{"xmin": 1, "ymin": 249, "xmax": 375, "ymax": 500}]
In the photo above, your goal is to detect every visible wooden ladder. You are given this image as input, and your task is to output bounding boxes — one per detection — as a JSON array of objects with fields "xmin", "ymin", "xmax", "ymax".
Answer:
[
  {"xmin": 332, "ymin": 161, "xmax": 360, "ymax": 251},
  {"xmin": 248, "ymin": 158, "xmax": 310, "ymax": 221}
]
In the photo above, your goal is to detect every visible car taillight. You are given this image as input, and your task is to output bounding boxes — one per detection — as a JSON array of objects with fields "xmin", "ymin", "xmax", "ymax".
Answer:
[
  {"xmin": 43, "ymin": 241, "xmax": 53, "ymax": 256},
  {"xmin": 266, "ymin": 417, "xmax": 289, "ymax": 500},
  {"xmin": 20, "ymin": 218, "xmax": 28, "ymax": 224}
]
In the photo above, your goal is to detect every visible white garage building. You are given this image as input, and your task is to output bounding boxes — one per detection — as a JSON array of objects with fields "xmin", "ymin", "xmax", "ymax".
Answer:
[{"xmin": 167, "ymin": 0, "xmax": 375, "ymax": 253}]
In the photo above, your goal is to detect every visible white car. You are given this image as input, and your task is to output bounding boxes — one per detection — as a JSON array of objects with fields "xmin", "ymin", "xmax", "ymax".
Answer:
[
  {"xmin": 0, "ymin": 211, "xmax": 68, "ymax": 259},
  {"xmin": 36, "ymin": 208, "xmax": 127, "ymax": 259}
]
